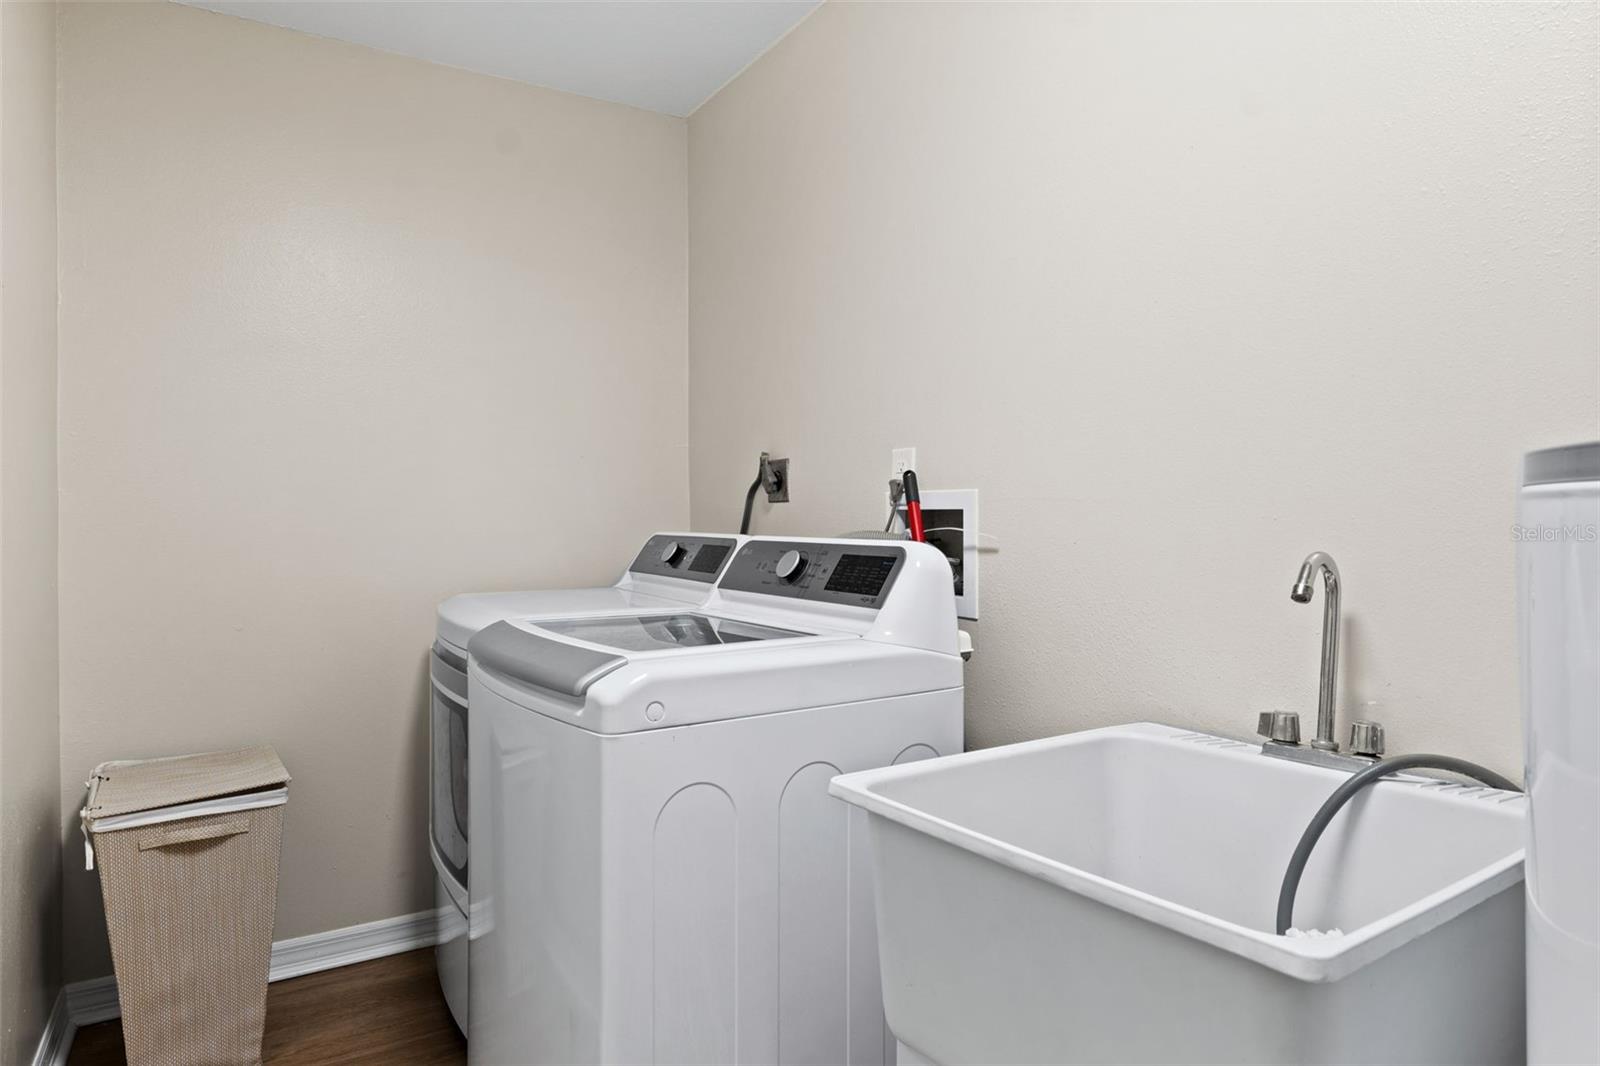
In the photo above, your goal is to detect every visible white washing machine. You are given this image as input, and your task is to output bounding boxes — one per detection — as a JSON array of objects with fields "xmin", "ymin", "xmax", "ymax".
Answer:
[
  {"xmin": 467, "ymin": 537, "xmax": 964, "ymax": 1065},
  {"xmin": 430, "ymin": 533, "xmax": 743, "ymax": 1034}
]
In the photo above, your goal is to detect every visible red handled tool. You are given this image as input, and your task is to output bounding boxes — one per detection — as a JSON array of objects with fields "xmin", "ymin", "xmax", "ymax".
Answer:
[{"xmin": 901, "ymin": 469, "xmax": 926, "ymax": 543}]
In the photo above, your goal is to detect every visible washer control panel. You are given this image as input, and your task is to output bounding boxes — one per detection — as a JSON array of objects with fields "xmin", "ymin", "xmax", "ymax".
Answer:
[
  {"xmin": 719, "ymin": 541, "xmax": 905, "ymax": 609},
  {"xmin": 628, "ymin": 535, "xmax": 738, "ymax": 583}
]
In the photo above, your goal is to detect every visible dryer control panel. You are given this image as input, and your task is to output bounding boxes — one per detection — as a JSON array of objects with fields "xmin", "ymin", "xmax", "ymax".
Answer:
[
  {"xmin": 629, "ymin": 535, "xmax": 738, "ymax": 583},
  {"xmin": 720, "ymin": 541, "xmax": 905, "ymax": 610}
]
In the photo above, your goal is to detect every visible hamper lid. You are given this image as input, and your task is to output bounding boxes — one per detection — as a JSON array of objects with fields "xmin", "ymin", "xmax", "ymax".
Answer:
[{"xmin": 84, "ymin": 745, "xmax": 291, "ymax": 822}]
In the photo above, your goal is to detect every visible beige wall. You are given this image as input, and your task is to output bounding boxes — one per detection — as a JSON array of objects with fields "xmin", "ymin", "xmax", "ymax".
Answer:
[
  {"xmin": 0, "ymin": 1, "xmax": 60, "ymax": 1059},
  {"xmin": 689, "ymin": 3, "xmax": 1598, "ymax": 773},
  {"xmin": 30, "ymin": 0, "xmax": 1600, "ymax": 1000},
  {"xmin": 58, "ymin": 2, "xmax": 688, "ymax": 981}
]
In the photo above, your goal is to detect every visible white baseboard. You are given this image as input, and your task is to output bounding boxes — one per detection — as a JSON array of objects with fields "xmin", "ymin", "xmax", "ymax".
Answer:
[
  {"xmin": 32, "ymin": 907, "xmax": 442, "ymax": 1066},
  {"xmin": 268, "ymin": 907, "xmax": 441, "ymax": 982},
  {"xmin": 28, "ymin": 991, "xmax": 72, "ymax": 1066},
  {"xmin": 61, "ymin": 974, "xmax": 119, "ymax": 1028}
]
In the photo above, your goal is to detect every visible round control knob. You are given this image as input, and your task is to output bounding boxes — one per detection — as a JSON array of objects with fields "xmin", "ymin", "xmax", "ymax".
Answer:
[
  {"xmin": 659, "ymin": 541, "xmax": 686, "ymax": 567},
  {"xmin": 774, "ymin": 549, "xmax": 807, "ymax": 583}
]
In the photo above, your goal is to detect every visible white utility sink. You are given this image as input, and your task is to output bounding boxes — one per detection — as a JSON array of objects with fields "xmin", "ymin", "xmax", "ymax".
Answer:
[{"xmin": 830, "ymin": 722, "xmax": 1526, "ymax": 1065}]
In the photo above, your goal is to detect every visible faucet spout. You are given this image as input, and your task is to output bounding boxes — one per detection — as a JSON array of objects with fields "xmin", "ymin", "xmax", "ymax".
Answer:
[
  {"xmin": 1290, "ymin": 565, "xmax": 1316, "ymax": 603},
  {"xmin": 1290, "ymin": 551, "xmax": 1341, "ymax": 750}
]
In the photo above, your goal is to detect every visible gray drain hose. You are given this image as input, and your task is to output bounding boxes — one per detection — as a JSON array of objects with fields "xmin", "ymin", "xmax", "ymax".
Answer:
[{"xmin": 1276, "ymin": 754, "xmax": 1520, "ymax": 936}]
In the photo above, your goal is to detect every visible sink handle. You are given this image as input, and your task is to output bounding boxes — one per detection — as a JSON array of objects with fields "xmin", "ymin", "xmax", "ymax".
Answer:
[
  {"xmin": 1257, "ymin": 711, "xmax": 1302, "ymax": 744},
  {"xmin": 1347, "ymin": 719, "xmax": 1386, "ymax": 758}
]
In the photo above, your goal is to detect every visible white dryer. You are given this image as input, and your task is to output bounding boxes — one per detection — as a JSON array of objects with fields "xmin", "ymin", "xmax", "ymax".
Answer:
[
  {"xmin": 430, "ymin": 533, "xmax": 742, "ymax": 1034},
  {"xmin": 467, "ymin": 537, "xmax": 964, "ymax": 1065}
]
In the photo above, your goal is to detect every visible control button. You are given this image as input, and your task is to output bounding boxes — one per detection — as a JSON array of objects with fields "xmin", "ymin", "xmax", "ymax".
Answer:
[
  {"xmin": 659, "ymin": 541, "xmax": 686, "ymax": 567},
  {"xmin": 645, "ymin": 701, "xmax": 666, "ymax": 722},
  {"xmin": 774, "ymin": 549, "xmax": 807, "ymax": 583}
]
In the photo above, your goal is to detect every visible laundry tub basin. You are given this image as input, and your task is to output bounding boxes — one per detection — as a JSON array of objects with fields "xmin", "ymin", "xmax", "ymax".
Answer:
[{"xmin": 829, "ymin": 722, "xmax": 1526, "ymax": 1065}]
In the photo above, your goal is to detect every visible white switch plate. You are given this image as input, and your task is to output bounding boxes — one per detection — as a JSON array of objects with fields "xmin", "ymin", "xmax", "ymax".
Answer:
[
  {"xmin": 890, "ymin": 487, "xmax": 979, "ymax": 620},
  {"xmin": 891, "ymin": 447, "xmax": 917, "ymax": 480}
]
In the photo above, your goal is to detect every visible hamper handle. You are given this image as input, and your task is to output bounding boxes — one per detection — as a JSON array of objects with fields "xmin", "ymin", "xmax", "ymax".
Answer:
[{"xmin": 138, "ymin": 819, "xmax": 249, "ymax": 851}]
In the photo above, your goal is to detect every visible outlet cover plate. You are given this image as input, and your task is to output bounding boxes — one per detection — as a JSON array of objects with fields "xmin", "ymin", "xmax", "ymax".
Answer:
[{"xmin": 763, "ymin": 457, "xmax": 790, "ymax": 502}]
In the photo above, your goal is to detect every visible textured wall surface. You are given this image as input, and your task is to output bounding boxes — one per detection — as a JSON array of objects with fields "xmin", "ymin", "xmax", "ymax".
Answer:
[
  {"xmin": 32, "ymin": 0, "xmax": 1600, "ymax": 1000},
  {"xmin": 689, "ymin": 2, "xmax": 1598, "ymax": 772},
  {"xmin": 58, "ymin": 1, "xmax": 688, "ymax": 981},
  {"xmin": 0, "ymin": 1, "xmax": 60, "ymax": 1059}
]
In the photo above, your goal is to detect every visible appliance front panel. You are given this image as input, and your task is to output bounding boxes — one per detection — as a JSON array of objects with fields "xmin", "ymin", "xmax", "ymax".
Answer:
[
  {"xmin": 720, "ymin": 540, "xmax": 906, "ymax": 610},
  {"xmin": 628, "ymin": 534, "xmax": 741, "ymax": 583},
  {"xmin": 469, "ymin": 677, "xmax": 963, "ymax": 1065}
]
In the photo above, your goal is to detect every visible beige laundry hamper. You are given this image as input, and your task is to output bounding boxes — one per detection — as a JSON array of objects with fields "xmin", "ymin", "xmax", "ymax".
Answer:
[{"xmin": 82, "ymin": 745, "xmax": 291, "ymax": 1066}]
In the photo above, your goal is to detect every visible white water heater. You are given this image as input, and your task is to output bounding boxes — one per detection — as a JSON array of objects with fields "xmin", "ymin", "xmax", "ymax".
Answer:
[{"xmin": 1518, "ymin": 441, "xmax": 1600, "ymax": 1065}]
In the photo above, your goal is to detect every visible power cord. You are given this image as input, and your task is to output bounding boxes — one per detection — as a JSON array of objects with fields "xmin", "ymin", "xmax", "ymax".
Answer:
[
  {"xmin": 740, "ymin": 471, "xmax": 763, "ymax": 535},
  {"xmin": 883, "ymin": 480, "xmax": 905, "ymax": 533}
]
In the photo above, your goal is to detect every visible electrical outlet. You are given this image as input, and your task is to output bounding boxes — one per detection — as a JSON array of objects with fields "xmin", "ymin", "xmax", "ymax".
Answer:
[
  {"xmin": 761, "ymin": 455, "xmax": 790, "ymax": 502},
  {"xmin": 891, "ymin": 447, "xmax": 917, "ymax": 480}
]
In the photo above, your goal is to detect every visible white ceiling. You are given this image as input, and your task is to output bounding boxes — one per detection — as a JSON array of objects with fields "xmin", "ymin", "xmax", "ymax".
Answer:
[{"xmin": 177, "ymin": 1, "xmax": 821, "ymax": 117}]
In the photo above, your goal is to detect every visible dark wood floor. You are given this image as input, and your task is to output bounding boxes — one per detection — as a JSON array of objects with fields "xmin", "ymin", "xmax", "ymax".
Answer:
[{"xmin": 68, "ymin": 949, "xmax": 466, "ymax": 1065}]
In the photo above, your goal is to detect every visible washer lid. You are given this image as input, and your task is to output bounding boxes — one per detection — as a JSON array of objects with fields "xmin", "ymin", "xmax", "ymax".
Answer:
[
  {"xmin": 437, "ymin": 586, "xmax": 666, "ymax": 654},
  {"xmin": 470, "ymin": 620, "xmax": 629, "ymax": 698},
  {"xmin": 471, "ymin": 632, "xmax": 958, "ymax": 734},
  {"xmin": 534, "ymin": 611, "xmax": 811, "ymax": 652},
  {"xmin": 470, "ymin": 613, "xmax": 819, "ymax": 698}
]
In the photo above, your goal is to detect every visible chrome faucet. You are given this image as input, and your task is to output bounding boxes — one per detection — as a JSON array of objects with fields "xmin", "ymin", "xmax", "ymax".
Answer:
[
  {"xmin": 1291, "ymin": 551, "xmax": 1341, "ymax": 751},
  {"xmin": 1257, "ymin": 550, "xmax": 1385, "ymax": 770}
]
